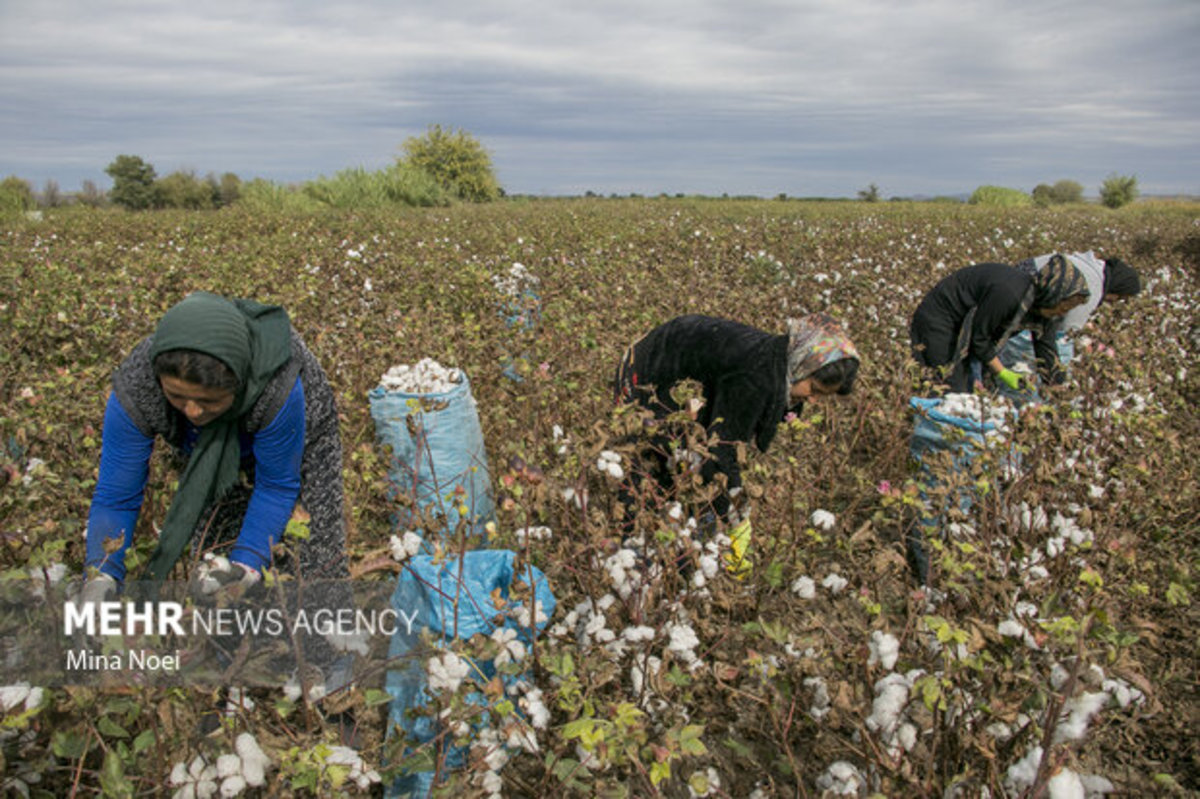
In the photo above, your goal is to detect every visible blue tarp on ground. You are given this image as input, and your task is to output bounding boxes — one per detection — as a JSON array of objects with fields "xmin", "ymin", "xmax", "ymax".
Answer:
[{"xmin": 385, "ymin": 550, "xmax": 557, "ymax": 798}]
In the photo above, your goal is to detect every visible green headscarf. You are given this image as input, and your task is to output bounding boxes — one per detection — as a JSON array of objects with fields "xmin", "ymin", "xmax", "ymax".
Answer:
[{"xmin": 142, "ymin": 292, "xmax": 292, "ymax": 582}]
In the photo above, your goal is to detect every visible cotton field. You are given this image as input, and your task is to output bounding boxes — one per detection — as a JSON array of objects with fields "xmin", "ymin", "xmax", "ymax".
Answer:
[{"xmin": 1, "ymin": 199, "xmax": 1197, "ymax": 796}]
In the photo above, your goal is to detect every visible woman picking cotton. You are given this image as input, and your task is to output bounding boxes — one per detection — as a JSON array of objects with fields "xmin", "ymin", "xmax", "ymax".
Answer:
[
  {"xmin": 82, "ymin": 292, "xmax": 349, "ymax": 644},
  {"xmin": 909, "ymin": 257, "xmax": 1091, "ymax": 394},
  {"xmin": 1000, "ymin": 252, "xmax": 1141, "ymax": 383},
  {"xmin": 613, "ymin": 313, "xmax": 860, "ymax": 576}
]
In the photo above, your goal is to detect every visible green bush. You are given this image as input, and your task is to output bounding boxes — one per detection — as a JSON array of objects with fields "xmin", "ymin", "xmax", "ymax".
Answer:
[
  {"xmin": 237, "ymin": 179, "xmax": 324, "ymax": 213},
  {"xmin": 1032, "ymin": 179, "xmax": 1084, "ymax": 207},
  {"xmin": 401, "ymin": 124, "xmax": 501, "ymax": 202},
  {"xmin": 1100, "ymin": 173, "xmax": 1139, "ymax": 209},
  {"xmin": 0, "ymin": 175, "xmax": 36, "ymax": 218},
  {"xmin": 968, "ymin": 185, "xmax": 1032, "ymax": 207},
  {"xmin": 154, "ymin": 170, "xmax": 217, "ymax": 210},
  {"xmin": 302, "ymin": 163, "xmax": 450, "ymax": 209}
]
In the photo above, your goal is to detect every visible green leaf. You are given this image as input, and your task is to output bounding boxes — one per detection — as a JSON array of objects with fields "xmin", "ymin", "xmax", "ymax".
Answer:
[
  {"xmin": 132, "ymin": 728, "xmax": 156, "ymax": 756},
  {"xmin": 1166, "ymin": 582, "xmax": 1190, "ymax": 607},
  {"xmin": 51, "ymin": 729, "xmax": 91, "ymax": 760},
  {"xmin": 97, "ymin": 715, "xmax": 129, "ymax": 739}
]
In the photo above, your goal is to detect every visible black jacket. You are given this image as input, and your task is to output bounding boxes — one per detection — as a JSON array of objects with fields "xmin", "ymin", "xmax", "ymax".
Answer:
[
  {"xmin": 909, "ymin": 263, "xmax": 1060, "ymax": 388},
  {"xmin": 615, "ymin": 315, "xmax": 793, "ymax": 513}
]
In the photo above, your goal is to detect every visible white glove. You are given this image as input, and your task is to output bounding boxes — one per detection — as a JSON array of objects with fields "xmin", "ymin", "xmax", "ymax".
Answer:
[{"xmin": 193, "ymin": 554, "xmax": 262, "ymax": 596}]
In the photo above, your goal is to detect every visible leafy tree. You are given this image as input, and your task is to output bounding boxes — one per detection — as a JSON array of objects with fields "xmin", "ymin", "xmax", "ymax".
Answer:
[
  {"xmin": 154, "ymin": 170, "xmax": 216, "ymax": 209},
  {"xmin": 968, "ymin": 185, "xmax": 1032, "ymax": 207},
  {"xmin": 1099, "ymin": 173, "xmax": 1139, "ymax": 209},
  {"xmin": 858, "ymin": 183, "xmax": 881, "ymax": 202},
  {"xmin": 77, "ymin": 180, "xmax": 106, "ymax": 207},
  {"xmin": 401, "ymin": 124, "xmax": 501, "ymax": 202},
  {"xmin": 1032, "ymin": 179, "xmax": 1084, "ymax": 207},
  {"xmin": 214, "ymin": 172, "xmax": 242, "ymax": 207},
  {"xmin": 0, "ymin": 176, "xmax": 36, "ymax": 215},
  {"xmin": 40, "ymin": 179, "xmax": 63, "ymax": 208},
  {"xmin": 105, "ymin": 154, "xmax": 158, "ymax": 210}
]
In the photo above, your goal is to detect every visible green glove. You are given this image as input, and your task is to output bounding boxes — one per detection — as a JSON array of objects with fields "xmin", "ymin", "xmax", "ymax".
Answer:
[{"xmin": 996, "ymin": 369, "xmax": 1024, "ymax": 391}]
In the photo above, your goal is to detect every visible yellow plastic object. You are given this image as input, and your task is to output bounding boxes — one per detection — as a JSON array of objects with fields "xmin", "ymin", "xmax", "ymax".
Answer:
[{"xmin": 724, "ymin": 518, "xmax": 753, "ymax": 580}]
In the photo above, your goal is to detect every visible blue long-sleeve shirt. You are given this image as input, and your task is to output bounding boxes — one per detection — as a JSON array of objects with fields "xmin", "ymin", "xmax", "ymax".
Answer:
[{"xmin": 86, "ymin": 378, "xmax": 306, "ymax": 581}]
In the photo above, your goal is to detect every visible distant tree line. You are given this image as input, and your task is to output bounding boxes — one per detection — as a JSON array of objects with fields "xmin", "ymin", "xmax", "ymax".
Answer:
[{"xmin": 0, "ymin": 125, "xmax": 502, "ymax": 215}]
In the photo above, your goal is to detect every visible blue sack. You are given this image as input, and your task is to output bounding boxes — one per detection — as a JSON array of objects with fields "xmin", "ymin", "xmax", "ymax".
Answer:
[
  {"xmin": 385, "ymin": 550, "xmax": 557, "ymax": 798},
  {"xmin": 907, "ymin": 397, "xmax": 1019, "ymax": 583},
  {"xmin": 369, "ymin": 373, "xmax": 495, "ymax": 547}
]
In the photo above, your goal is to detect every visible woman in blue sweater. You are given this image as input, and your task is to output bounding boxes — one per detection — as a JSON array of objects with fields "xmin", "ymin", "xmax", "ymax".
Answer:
[{"xmin": 84, "ymin": 292, "xmax": 347, "ymax": 590}]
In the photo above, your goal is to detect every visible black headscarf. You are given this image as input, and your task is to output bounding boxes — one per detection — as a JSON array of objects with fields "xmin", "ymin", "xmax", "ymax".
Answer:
[{"xmin": 1103, "ymin": 258, "xmax": 1141, "ymax": 296}]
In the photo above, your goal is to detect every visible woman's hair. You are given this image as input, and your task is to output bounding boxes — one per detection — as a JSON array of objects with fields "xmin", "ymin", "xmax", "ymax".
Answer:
[
  {"xmin": 152, "ymin": 349, "xmax": 240, "ymax": 392},
  {"xmin": 810, "ymin": 357, "xmax": 859, "ymax": 395}
]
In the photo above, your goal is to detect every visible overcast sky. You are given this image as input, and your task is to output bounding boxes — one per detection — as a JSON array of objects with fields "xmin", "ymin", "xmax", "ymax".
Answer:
[{"xmin": 1, "ymin": 0, "xmax": 1197, "ymax": 198}]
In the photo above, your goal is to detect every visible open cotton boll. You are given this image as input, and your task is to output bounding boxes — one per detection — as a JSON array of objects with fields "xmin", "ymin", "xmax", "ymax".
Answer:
[
  {"xmin": 427, "ymin": 651, "xmax": 471, "ymax": 693},
  {"xmin": 867, "ymin": 672, "xmax": 911, "ymax": 737},
  {"xmin": 235, "ymin": 734, "xmax": 270, "ymax": 787},
  {"xmin": 804, "ymin": 676, "xmax": 831, "ymax": 721},
  {"xmin": 868, "ymin": 630, "xmax": 901, "ymax": 671},
  {"xmin": 389, "ymin": 531, "xmax": 424, "ymax": 561},
  {"xmin": 816, "ymin": 761, "xmax": 865, "ymax": 796},
  {"xmin": 822, "ymin": 573, "xmax": 848, "ymax": 594},
  {"xmin": 810, "ymin": 509, "xmax": 836, "ymax": 531},
  {"xmin": 379, "ymin": 358, "xmax": 463, "ymax": 394},
  {"xmin": 791, "ymin": 575, "xmax": 816, "ymax": 599},
  {"xmin": 1054, "ymin": 692, "xmax": 1109, "ymax": 743},
  {"xmin": 1047, "ymin": 767, "xmax": 1086, "ymax": 799},
  {"xmin": 1006, "ymin": 746, "xmax": 1044, "ymax": 793}
]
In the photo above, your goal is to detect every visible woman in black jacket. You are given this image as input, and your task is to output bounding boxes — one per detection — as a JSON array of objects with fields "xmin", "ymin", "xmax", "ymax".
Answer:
[
  {"xmin": 613, "ymin": 313, "xmax": 859, "ymax": 526},
  {"xmin": 909, "ymin": 257, "xmax": 1090, "ymax": 393}
]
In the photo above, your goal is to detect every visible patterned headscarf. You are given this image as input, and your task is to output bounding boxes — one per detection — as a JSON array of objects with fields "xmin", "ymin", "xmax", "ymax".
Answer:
[
  {"xmin": 786, "ymin": 313, "xmax": 859, "ymax": 384},
  {"xmin": 1032, "ymin": 254, "xmax": 1090, "ymax": 308}
]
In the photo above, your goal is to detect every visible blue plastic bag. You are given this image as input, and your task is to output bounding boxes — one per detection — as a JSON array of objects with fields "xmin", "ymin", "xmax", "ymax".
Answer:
[
  {"xmin": 369, "ymin": 373, "xmax": 495, "ymax": 547},
  {"xmin": 385, "ymin": 550, "xmax": 557, "ymax": 798},
  {"xmin": 907, "ymin": 397, "xmax": 1019, "ymax": 583}
]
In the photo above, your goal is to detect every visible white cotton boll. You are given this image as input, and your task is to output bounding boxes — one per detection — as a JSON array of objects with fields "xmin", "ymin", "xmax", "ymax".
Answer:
[
  {"xmin": 215, "ymin": 755, "xmax": 241, "ymax": 780},
  {"xmin": 1054, "ymin": 692, "xmax": 1109, "ymax": 743},
  {"xmin": 235, "ymin": 734, "xmax": 269, "ymax": 787},
  {"xmin": 1080, "ymin": 774, "xmax": 1115, "ymax": 796},
  {"xmin": 896, "ymin": 722, "xmax": 918, "ymax": 752},
  {"xmin": 986, "ymin": 722, "xmax": 1013, "ymax": 741},
  {"xmin": 868, "ymin": 630, "xmax": 900, "ymax": 671},
  {"xmin": 170, "ymin": 762, "xmax": 190, "ymax": 786},
  {"xmin": 219, "ymin": 775, "xmax": 246, "ymax": 798},
  {"xmin": 822, "ymin": 573, "xmax": 848, "ymax": 594},
  {"xmin": 810, "ymin": 509, "xmax": 836, "ymax": 531},
  {"xmin": 667, "ymin": 623, "xmax": 700, "ymax": 655},
  {"xmin": 623, "ymin": 625, "xmax": 656, "ymax": 643},
  {"xmin": 1014, "ymin": 601, "xmax": 1039, "ymax": 618},
  {"xmin": 427, "ymin": 651, "xmax": 471, "ymax": 693},
  {"xmin": 1050, "ymin": 662, "xmax": 1071, "ymax": 690},
  {"xmin": 379, "ymin": 359, "xmax": 462, "ymax": 394},
  {"xmin": 1102, "ymin": 678, "xmax": 1144, "ymax": 709},
  {"xmin": 867, "ymin": 672, "xmax": 910, "ymax": 737},
  {"xmin": 791, "ymin": 575, "xmax": 816, "ymax": 599},
  {"xmin": 516, "ymin": 526, "xmax": 552, "ymax": 544},
  {"xmin": 519, "ymin": 688, "xmax": 551, "ymax": 730},
  {"xmin": 804, "ymin": 676, "xmax": 831, "ymax": 721},
  {"xmin": 816, "ymin": 761, "xmax": 865, "ymax": 796},
  {"xmin": 389, "ymin": 531, "xmax": 424, "ymax": 561},
  {"xmin": 1047, "ymin": 768, "xmax": 1086, "ymax": 799},
  {"xmin": 1006, "ymin": 746, "xmax": 1044, "ymax": 793},
  {"xmin": 698, "ymin": 554, "xmax": 720, "ymax": 580}
]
